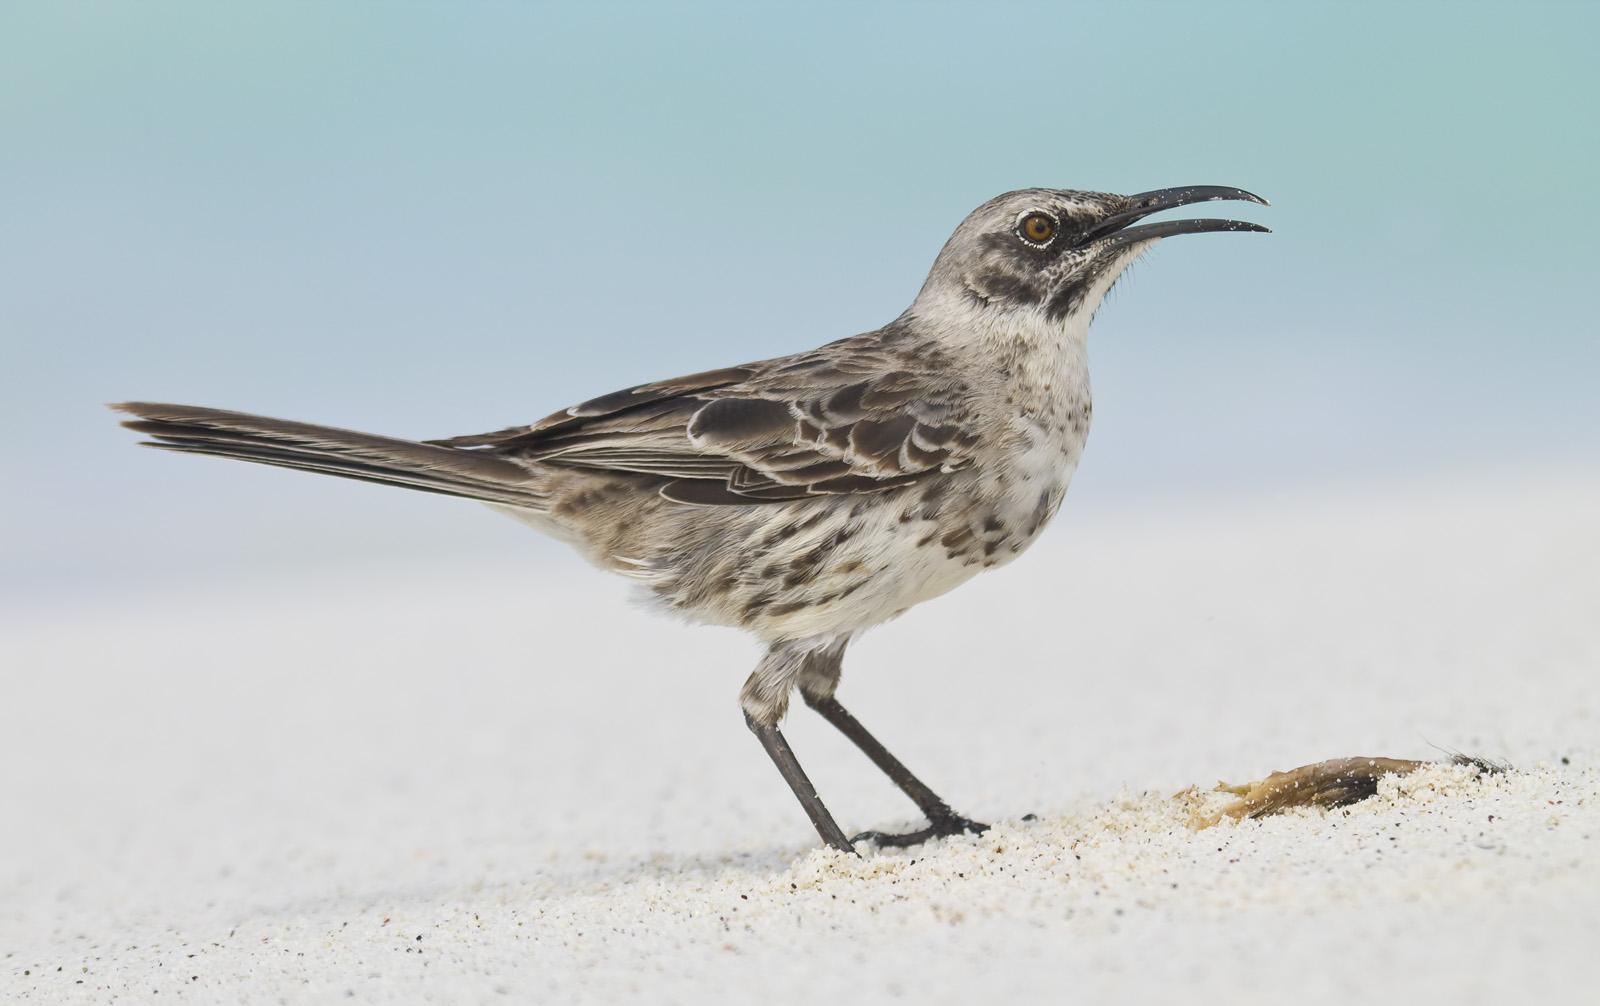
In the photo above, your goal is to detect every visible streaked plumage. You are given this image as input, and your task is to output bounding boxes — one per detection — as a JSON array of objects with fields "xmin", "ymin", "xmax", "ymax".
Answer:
[{"xmin": 115, "ymin": 184, "xmax": 1268, "ymax": 851}]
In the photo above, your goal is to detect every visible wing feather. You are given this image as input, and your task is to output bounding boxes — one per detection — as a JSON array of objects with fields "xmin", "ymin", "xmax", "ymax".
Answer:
[{"xmin": 432, "ymin": 334, "xmax": 980, "ymax": 505}]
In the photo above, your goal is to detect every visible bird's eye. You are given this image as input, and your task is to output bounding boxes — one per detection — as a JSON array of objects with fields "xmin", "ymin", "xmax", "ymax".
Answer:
[{"xmin": 1018, "ymin": 212, "xmax": 1057, "ymax": 246}]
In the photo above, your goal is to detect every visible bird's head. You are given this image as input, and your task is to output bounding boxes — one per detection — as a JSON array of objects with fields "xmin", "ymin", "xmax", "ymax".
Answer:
[{"xmin": 911, "ymin": 185, "xmax": 1268, "ymax": 332}]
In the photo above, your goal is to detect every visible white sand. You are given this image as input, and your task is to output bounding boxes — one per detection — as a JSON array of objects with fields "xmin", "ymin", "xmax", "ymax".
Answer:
[{"xmin": 3, "ymin": 473, "xmax": 1596, "ymax": 1003}]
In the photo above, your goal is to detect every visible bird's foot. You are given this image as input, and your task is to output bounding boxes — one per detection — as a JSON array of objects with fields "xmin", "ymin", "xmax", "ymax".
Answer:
[{"xmin": 850, "ymin": 811, "xmax": 989, "ymax": 848}]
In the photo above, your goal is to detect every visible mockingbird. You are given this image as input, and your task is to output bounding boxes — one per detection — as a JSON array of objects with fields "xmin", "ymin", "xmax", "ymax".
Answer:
[{"xmin": 115, "ymin": 184, "xmax": 1268, "ymax": 853}]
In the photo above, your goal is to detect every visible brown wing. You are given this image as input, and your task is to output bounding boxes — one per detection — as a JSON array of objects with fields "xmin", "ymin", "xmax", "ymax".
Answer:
[{"xmin": 428, "ymin": 339, "xmax": 981, "ymax": 505}]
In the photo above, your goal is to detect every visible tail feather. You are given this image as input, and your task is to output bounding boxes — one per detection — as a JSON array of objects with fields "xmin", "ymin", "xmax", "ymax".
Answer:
[{"xmin": 112, "ymin": 402, "xmax": 547, "ymax": 509}]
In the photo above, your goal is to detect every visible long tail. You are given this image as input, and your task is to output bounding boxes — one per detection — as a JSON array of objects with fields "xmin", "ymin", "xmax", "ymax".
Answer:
[{"xmin": 113, "ymin": 402, "xmax": 547, "ymax": 509}]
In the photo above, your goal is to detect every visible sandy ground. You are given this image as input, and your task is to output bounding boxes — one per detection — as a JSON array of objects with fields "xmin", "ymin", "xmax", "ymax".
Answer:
[{"xmin": 2, "ymin": 472, "xmax": 1596, "ymax": 1003}]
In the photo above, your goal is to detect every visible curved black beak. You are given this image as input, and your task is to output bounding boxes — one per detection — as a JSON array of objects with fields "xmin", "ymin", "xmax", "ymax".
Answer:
[{"xmin": 1079, "ymin": 185, "xmax": 1270, "ymax": 249}]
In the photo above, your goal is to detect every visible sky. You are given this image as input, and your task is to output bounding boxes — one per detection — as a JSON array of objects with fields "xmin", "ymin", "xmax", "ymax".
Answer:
[{"xmin": 2, "ymin": 1, "xmax": 1597, "ymax": 602}]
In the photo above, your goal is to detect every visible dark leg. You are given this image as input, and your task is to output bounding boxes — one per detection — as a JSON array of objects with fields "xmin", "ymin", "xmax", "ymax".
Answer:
[
  {"xmin": 802, "ymin": 693, "xmax": 989, "ymax": 847},
  {"xmin": 744, "ymin": 714, "xmax": 857, "ymax": 854}
]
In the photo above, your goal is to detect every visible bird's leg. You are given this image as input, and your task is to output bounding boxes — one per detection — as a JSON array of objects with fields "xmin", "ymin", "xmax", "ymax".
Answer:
[
  {"xmin": 796, "ymin": 643, "xmax": 987, "ymax": 844},
  {"xmin": 800, "ymin": 692, "xmax": 989, "ymax": 847},
  {"xmin": 742, "ymin": 642, "xmax": 856, "ymax": 853},
  {"xmin": 743, "ymin": 714, "xmax": 856, "ymax": 854}
]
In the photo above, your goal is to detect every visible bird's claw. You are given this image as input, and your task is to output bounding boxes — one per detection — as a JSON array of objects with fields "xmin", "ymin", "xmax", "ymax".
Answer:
[{"xmin": 850, "ymin": 812, "xmax": 989, "ymax": 848}]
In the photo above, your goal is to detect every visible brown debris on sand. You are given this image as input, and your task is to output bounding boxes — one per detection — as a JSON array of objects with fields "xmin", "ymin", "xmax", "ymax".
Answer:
[{"xmin": 1188, "ymin": 754, "xmax": 1507, "ymax": 829}]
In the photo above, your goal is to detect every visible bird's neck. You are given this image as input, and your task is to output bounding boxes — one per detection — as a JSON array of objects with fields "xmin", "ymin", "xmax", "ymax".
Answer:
[
  {"xmin": 908, "ymin": 289, "xmax": 1093, "ymax": 411},
  {"xmin": 991, "ymin": 308, "xmax": 1093, "ymax": 419}
]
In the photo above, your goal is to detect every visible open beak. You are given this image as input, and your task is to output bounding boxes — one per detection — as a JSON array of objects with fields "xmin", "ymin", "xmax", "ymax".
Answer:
[{"xmin": 1078, "ymin": 185, "xmax": 1270, "ymax": 249}]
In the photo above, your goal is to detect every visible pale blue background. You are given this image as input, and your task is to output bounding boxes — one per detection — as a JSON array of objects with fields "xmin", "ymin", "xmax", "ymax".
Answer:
[{"xmin": 3, "ymin": 1, "xmax": 1596, "ymax": 602}]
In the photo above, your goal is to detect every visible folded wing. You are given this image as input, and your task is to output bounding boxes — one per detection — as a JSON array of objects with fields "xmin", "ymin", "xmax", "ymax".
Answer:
[{"xmin": 429, "ymin": 339, "xmax": 981, "ymax": 505}]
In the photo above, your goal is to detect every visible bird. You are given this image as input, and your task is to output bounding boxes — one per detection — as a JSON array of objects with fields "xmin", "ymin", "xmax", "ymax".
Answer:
[{"xmin": 114, "ymin": 184, "xmax": 1268, "ymax": 853}]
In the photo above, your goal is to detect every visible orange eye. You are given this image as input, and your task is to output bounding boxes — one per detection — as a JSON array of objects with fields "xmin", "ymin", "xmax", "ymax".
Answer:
[{"xmin": 1019, "ymin": 212, "xmax": 1057, "ymax": 245}]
